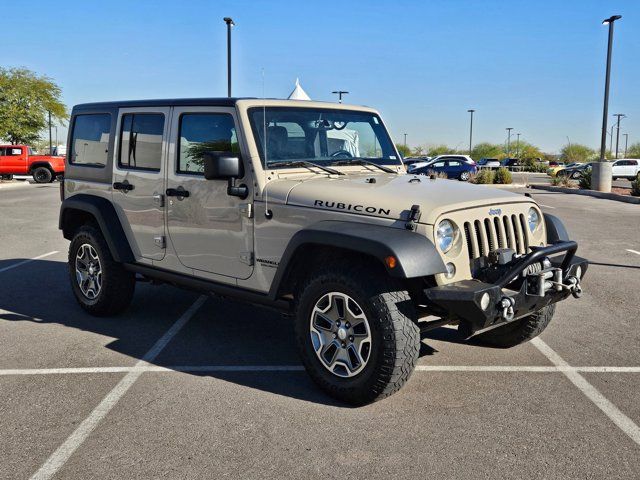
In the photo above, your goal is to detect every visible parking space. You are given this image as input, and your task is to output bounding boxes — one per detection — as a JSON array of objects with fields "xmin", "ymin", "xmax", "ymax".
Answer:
[{"xmin": 1, "ymin": 184, "xmax": 639, "ymax": 479}]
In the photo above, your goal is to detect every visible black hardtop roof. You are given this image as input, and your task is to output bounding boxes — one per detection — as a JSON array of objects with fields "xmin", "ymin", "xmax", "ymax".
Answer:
[{"xmin": 72, "ymin": 97, "xmax": 257, "ymax": 111}]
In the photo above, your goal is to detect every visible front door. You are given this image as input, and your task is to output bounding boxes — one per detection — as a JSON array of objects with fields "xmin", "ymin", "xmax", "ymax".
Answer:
[
  {"xmin": 0, "ymin": 146, "xmax": 27, "ymax": 174},
  {"xmin": 111, "ymin": 107, "xmax": 169, "ymax": 261},
  {"xmin": 166, "ymin": 107, "xmax": 254, "ymax": 279}
]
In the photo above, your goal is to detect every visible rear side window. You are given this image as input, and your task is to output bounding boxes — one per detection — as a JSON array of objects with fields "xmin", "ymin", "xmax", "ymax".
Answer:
[
  {"xmin": 70, "ymin": 114, "xmax": 111, "ymax": 167},
  {"xmin": 118, "ymin": 113, "xmax": 165, "ymax": 171},
  {"xmin": 177, "ymin": 113, "xmax": 238, "ymax": 174}
]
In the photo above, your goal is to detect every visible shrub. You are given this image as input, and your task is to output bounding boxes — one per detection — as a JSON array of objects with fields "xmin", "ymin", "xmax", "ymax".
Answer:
[
  {"xmin": 578, "ymin": 170, "xmax": 592, "ymax": 189},
  {"xmin": 551, "ymin": 175, "xmax": 571, "ymax": 187},
  {"xmin": 424, "ymin": 170, "xmax": 448, "ymax": 179},
  {"xmin": 631, "ymin": 175, "xmax": 640, "ymax": 197},
  {"xmin": 470, "ymin": 169, "xmax": 494, "ymax": 184},
  {"xmin": 493, "ymin": 167, "xmax": 513, "ymax": 184}
]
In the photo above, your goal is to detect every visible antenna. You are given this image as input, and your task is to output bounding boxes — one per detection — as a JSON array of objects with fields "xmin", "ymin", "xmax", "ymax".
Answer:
[{"xmin": 262, "ymin": 68, "xmax": 272, "ymax": 219}]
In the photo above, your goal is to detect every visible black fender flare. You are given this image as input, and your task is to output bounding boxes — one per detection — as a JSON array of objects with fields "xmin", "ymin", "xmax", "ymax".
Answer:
[
  {"xmin": 268, "ymin": 220, "xmax": 447, "ymax": 299},
  {"xmin": 544, "ymin": 213, "xmax": 570, "ymax": 243},
  {"xmin": 29, "ymin": 161, "xmax": 54, "ymax": 172},
  {"xmin": 59, "ymin": 194, "xmax": 134, "ymax": 263}
]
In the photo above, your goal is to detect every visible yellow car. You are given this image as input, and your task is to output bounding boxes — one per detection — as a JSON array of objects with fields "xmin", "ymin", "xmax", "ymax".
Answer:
[{"xmin": 547, "ymin": 162, "xmax": 583, "ymax": 176}]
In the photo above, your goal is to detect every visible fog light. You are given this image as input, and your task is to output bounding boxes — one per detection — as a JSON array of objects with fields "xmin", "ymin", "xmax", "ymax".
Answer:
[
  {"xmin": 480, "ymin": 292, "xmax": 490, "ymax": 311},
  {"xmin": 445, "ymin": 262, "xmax": 456, "ymax": 279}
]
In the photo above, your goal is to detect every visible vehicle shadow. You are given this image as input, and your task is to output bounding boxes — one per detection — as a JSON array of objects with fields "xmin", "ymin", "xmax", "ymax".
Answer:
[{"xmin": 0, "ymin": 258, "xmax": 444, "ymax": 407}]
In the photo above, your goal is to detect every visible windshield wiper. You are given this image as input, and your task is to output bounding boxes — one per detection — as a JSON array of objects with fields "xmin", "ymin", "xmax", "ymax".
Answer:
[
  {"xmin": 330, "ymin": 158, "xmax": 397, "ymax": 174},
  {"xmin": 268, "ymin": 160, "xmax": 344, "ymax": 175}
]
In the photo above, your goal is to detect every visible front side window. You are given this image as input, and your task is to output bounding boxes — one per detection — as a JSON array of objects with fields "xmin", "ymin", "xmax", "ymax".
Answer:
[
  {"xmin": 118, "ymin": 113, "xmax": 165, "ymax": 171},
  {"xmin": 248, "ymin": 107, "xmax": 398, "ymax": 168},
  {"xmin": 70, "ymin": 114, "xmax": 111, "ymax": 167},
  {"xmin": 178, "ymin": 113, "xmax": 239, "ymax": 174}
]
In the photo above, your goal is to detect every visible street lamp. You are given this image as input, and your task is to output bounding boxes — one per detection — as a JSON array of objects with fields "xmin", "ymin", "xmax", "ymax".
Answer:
[
  {"xmin": 613, "ymin": 113, "xmax": 626, "ymax": 158},
  {"xmin": 516, "ymin": 133, "xmax": 521, "ymax": 158},
  {"xmin": 332, "ymin": 91, "xmax": 349, "ymax": 103},
  {"xmin": 403, "ymin": 133, "xmax": 407, "ymax": 150},
  {"xmin": 623, "ymin": 133, "xmax": 629, "ymax": 157},
  {"xmin": 48, "ymin": 111, "xmax": 52, "ymax": 155},
  {"xmin": 595, "ymin": 14, "xmax": 622, "ymax": 192},
  {"xmin": 506, "ymin": 127, "xmax": 513, "ymax": 157},
  {"xmin": 223, "ymin": 17, "xmax": 235, "ymax": 97},
  {"xmin": 467, "ymin": 109, "xmax": 475, "ymax": 155}
]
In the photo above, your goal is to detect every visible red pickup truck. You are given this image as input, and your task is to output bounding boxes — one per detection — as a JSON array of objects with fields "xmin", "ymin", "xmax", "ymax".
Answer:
[{"xmin": 0, "ymin": 145, "xmax": 65, "ymax": 183}]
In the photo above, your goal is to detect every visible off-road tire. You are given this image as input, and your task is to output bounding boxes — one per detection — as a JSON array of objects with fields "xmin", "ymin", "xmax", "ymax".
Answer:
[
  {"xmin": 33, "ymin": 166, "xmax": 53, "ymax": 183},
  {"xmin": 68, "ymin": 225, "xmax": 135, "ymax": 316},
  {"xmin": 294, "ymin": 263, "xmax": 420, "ymax": 405},
  {"xmin": 472, "ymin": 304, "xmax": 556, "ymax": 348}
]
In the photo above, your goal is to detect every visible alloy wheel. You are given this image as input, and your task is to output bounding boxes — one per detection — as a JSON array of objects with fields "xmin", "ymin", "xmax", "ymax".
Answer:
[
  {"xmin": 309, "ymin": 292, "xmax": 372, "ymax": 378},
  {"xmin": 75, "ymin": 244, "xmax": 102, "ymax": 299}
]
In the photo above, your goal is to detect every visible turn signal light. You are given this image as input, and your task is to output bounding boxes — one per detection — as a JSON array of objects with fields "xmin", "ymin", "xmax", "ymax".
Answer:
[{"xmin": 385, "ymin": 256, "xmax": 397, "ymax": 269}]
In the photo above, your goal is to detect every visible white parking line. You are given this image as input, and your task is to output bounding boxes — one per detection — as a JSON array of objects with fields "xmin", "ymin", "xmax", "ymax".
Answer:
[
  {"xmin": 627, "ymin": 249, "xmax": 640, "ymax": 256},
  {"xmin": 30, "ymin": 295, "xmax": 207, "ymax": 480},
  {"xmin": 0, "ymin": 251, "xmax": 59, "ymax": 274},
  {"xmin": 532, "ymin": 337, "xmax": 640, "ymax": 447},
  {"xmin": 2, "ymin": 364, "xmax": 640, "ymax": 376},
  {"xmin": 538, "ymin": 204, "xmax": 555, "ymax": 209}
]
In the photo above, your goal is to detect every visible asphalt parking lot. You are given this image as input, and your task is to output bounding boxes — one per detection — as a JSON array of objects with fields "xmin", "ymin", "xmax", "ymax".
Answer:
[{"xmin": 1, "ymin": 181, "xmax": 639, "ymax": 479}]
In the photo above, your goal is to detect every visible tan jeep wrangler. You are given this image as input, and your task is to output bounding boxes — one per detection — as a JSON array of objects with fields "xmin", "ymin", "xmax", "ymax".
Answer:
[{"xmin": 60, "ymin": 98, "xmax": 587, "ymax": 404}]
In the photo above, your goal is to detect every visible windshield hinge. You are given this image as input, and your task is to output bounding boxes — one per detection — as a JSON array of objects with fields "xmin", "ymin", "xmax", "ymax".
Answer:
[
  {"xmin": 405, "ymin": 204, "xmax": 421, "ymax": 231},
  {"xmin": 239, "ymin": 252, "xmax": 254, "ymax": 266}
]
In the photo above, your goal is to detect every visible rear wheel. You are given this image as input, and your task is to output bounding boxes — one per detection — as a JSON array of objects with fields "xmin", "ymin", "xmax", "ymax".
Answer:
[
  {"xmin": 294, "ymin": 263, "xmax": 420, "ymax": 405},
  {"xmin": 459, "ymin": 171, "xmax": 470, "ymax": 181},
  {"xmin": 571, "ymin": 171, "xmax": 580, "ymax": 179},
  {"xmin": 469, "ymin": 304, "xmax": 556, "ymax": 348},
  {"xmin": 68, "ymin": 225, "xmax": 135, "ymax": 316},
  {"xmin": 33, "ymin": 167, "xmax": 53, "ymax": 183}
]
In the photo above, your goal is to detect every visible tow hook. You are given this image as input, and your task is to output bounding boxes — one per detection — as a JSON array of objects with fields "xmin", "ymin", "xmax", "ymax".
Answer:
[
  {"xmin": 499, "ymin": 297, "xmax": 515, "ymax": 321},
  {"xmin": 566, "ymin": 276, "xmax": 583, "ymax": 298}
]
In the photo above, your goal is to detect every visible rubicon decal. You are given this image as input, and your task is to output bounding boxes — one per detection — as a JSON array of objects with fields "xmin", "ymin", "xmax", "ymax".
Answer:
[{"xmin": 314, "ymin": 200, "xmax": 391, "ymax": 216}]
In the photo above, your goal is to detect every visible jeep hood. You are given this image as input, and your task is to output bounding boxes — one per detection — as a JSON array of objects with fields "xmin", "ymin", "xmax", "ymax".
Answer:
[{"xmin": 264, "ymin": 173, "xmax": 533, "ymax": 225}]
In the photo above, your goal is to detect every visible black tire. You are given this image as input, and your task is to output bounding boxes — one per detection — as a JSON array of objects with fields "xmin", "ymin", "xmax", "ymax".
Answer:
[
  {"xmin": 32, "ymin": 166, "xmax": 53, "ymax": 183},
  {"xmin": 68, "ymin": 225, "xmax": 135, "ymax": 316},
  {"xmin": 471, "ymin": 304, "xmax": 556, "ymax": 348},
  {"xmin": 571, "ymin": 171, "xmax": 580, "ymax": 179},
  {"xmin": 294, "ymin": 262, "xmax": 420, "ymax": 405},
  {"xmin": 1, "ymin": 174, "xmax": 13, "ymax": 181}
]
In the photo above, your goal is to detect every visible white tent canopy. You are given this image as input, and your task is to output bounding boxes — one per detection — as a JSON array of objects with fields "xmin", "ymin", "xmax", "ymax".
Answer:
[{"xmin": 287, "ymin": 78, "xmax": 311, "ymax": 100}]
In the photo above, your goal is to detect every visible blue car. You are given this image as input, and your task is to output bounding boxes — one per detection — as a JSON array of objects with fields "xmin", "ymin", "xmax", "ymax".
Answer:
[{"xmin": 412, "ymin": 158, "xmax": 478, "ymax": 181}]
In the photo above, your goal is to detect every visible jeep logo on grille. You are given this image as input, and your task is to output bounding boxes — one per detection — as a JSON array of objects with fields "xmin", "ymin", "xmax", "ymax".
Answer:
[{"xmin": 488, "ymin": 208, "xmax": 502, "ymax": 216}]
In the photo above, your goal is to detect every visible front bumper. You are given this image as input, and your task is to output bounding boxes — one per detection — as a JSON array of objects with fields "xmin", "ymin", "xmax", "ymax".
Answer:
[{"xmin": 424, "ymin": 241, "xmax": 588, "ymax": 336}]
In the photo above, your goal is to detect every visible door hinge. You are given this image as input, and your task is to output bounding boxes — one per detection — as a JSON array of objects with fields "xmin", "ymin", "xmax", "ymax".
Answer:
[
  {"xmin": 239, "ymin": 251, "xmax": 254, "ymax": 266},
  {"xmin": 154, "ymin": 236, "xmax": 166, "ymax": 249},
  {"xmin": 239, "ymin": 203, "xmax": 253, "ymax": 218}
]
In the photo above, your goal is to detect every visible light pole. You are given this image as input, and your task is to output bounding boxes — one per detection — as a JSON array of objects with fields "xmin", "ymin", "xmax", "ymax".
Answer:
[
  {"xmin": 332, "ymin": 91, "xmax": 349, "ymax": 103},
  {"xmin": 516, "ymin": 133, "xmax": 521, "ymax": 157},
  {"xmin": 506, "ymin": 127, "xmax": 513, "ymax": 157},
  {"xmin": 613, "ymin": 113, "xmax": 625, "ymax": 158},
  {"xmin": 48, "ymin": 111, "xmax": 52, "ymax": 155},
  {"xmin": 467, "ymin": 109, "xmax": 475, "ymax": 155},
  {"xmin": 609, "ymin": 124, "xmax": 614, "ymax": 155},
  {"xmin": 223, "ymin": 17, "xmax": 235, "ymax": 97},
  {"xmin": 595, "ymin": 14, "xmax": 622, "ymax": 192},
  {"xmin": 403, "ymin": 133, "xmax": 407, "ymax": 151},
  {"xmin": 55, "ymin": 126, "xmax": 58, "ymax": 148},
  {"xmin": 623, "ymin": 133, "xmax": 628, "ymax": 157}
]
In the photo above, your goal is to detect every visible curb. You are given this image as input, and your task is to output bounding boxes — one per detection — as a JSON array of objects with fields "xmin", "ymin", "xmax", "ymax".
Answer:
[
  {"xmin": 474, "ymin": 183, "xmax": 528, "ymax": 188},
  {"xmin": 531, "ymin": 184, "xmax": 640, "ymax": 204}
]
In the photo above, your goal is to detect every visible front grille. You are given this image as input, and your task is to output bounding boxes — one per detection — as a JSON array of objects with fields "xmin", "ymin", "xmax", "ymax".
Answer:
[{"xmin": 464, "ymin": 213, "xmax": 529, "ymax": 259}]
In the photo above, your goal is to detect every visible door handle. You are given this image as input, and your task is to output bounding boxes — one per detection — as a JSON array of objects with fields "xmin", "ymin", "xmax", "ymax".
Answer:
[
  {"xmin": 113, "ymin": 181, "xmax": 134, "ymax": 191},
  {"xmin": 166, "ymin": 187, "xmax": 190, "ymax": 198}
]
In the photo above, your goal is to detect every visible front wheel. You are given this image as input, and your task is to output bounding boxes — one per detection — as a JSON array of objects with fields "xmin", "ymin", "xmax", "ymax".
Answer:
[
  {"xmin": 469, "ymin": 304, "xmax": 556, "ymax": 348},
  {"xmin": 459, "ymin": 171, "xmax": 471, "ymax": 181},
  {"xmin": 294, "ymin": 263, "xmax": 420, "ymax": 405},
  {"xmin": 32, "ymin": 167, "xmax": 53, "ymax": 183},
  {"xmin": 571, "ymin": 171, "xmax": 580, "ymax": 179},
  {"xmin": 68, "ymin": 225, "xmax": 136, "ymax": 316}
]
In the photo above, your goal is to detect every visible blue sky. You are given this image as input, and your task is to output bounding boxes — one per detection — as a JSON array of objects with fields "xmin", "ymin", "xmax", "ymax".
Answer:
[{"xmin": 2, "ymin": 0, "xmax": 638, "ymax": 153}]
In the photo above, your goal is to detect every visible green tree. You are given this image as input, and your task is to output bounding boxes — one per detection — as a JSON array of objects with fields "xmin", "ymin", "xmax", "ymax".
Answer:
[
  {"xmin": 470, "ymin": 142, "xmax": 503, "ymax": 161},
  {"xmin": 395, "ymin": 143, "xmax": 411, "ymax": 157},
  {"xmin": 515, "ymin": 141, "xmax": 544, "ymax": 165},
  {"xmin": 560, "ymin": 143, "xmax": 597, "ymax": 163},
  {"xmin": 626, "ymin": 142, "xmax": 640, "ymax": 159},
  {"xmin": 0, "ymin": 67, "xmax": 67, "ymax": 145},
  {"xmin": 426, "ymin": 144, "xmax": 455, "ymax": 157}
]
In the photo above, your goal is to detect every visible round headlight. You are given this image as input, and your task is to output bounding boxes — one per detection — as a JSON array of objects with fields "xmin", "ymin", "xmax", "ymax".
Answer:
[
  {"xmin": 436, "ymin": 220, "xmax": 457, "ymax": 253},
  {"xmin": 527, "ymin": 207, "xmax": 540, "ymax": 233}
]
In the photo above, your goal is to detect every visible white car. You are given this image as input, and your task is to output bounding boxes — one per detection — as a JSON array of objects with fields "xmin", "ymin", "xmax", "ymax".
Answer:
[
  {"xmin": 407, "ymin": 154, "xmax": 475, "ymax": 173},
  {"xmin": 611, "ymin": 159, "xmax": 640, "ymax": 180}
]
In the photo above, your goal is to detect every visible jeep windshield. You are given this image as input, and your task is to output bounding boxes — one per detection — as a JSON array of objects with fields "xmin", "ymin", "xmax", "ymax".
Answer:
[{"xmin": 248, "ymin": 107, "xmax": 400, "ymax": 170}]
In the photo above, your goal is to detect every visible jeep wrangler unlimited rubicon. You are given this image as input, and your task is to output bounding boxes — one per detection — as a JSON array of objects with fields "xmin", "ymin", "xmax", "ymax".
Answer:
[{"xmin": 60, "ymin": 98, "xmax": 587, "ymax": 405}]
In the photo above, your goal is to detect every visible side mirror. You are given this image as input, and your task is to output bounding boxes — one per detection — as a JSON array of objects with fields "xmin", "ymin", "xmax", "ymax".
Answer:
[
  {"xmin": 203, "ymin": 151, "xmax": 244, "ymax": 180},
  {"xmin": 202, "ymin": 151, "xmax": 248, "ymax": 199}
]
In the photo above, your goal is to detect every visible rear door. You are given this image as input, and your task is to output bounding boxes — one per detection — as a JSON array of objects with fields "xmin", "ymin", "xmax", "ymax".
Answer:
[
  {"xmin": 166, "ymin": 107, "xmax": 254, "ymax": 279},
  {"xmin": 111, "ymin": 107, "xmax": 169, "ymax": 261},
  {"xmin": 446, "ymin": 159, "xmax": 463, "ymax": 177}
]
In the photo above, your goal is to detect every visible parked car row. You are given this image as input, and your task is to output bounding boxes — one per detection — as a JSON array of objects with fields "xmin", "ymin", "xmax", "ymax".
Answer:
[
  {"xmin": 405, "ymin": 155, "xmax": 478, "ymax": 181},
  {"xmin": 553, "ymin": 159, "xmax": 639, "ymax": 180}
]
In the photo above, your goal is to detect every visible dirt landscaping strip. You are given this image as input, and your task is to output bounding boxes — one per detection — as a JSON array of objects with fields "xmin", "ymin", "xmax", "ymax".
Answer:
[{"xmin": 531, "ymin": 184, "xmax": 640, "ymax": 204}]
